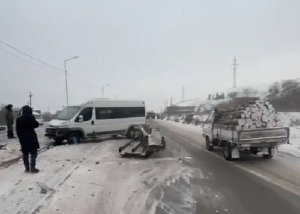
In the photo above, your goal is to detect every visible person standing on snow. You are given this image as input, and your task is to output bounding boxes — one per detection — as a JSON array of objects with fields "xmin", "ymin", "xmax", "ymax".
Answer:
[
  {"xmin": 5, "ymin": 104, "xmax": 15, "ymax": 139},
  {"xmin": 16, "ymin": 105, "xmax": 40, "ymax": 173}
]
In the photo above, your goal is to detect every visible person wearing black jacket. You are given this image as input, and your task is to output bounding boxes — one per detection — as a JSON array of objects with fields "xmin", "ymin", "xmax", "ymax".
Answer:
[{"xmin": 16, "ymin": 105, "xmax": 40, "ymax": 173}]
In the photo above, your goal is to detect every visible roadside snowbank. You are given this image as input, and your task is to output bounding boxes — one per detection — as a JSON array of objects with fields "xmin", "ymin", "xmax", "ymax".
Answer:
[
  {"xmin": 279, "ymin": 127, "xmax": 300, "ymax": 158},
  {"xmin": 0, "ymin": 139, "xmax": 21, "ymax": 167},
  {"xmin": 276, "ymin": 113, "xmax": 300, "ymax": 158}
]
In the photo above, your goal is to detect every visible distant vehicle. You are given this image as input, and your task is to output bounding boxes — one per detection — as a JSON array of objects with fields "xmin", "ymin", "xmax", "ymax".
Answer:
[
  {"xmin": 146, "ymin": 112, "xmax": 156, "ymax": 119},
  {"xmin": 33, "ymin": 111, "xmax": 44, "ymax": 126},
  {"xmin": 45, "ymin": 99, "xmax": 146, "ymax": 144},
  {"xmin": 203, "ymin": 111, "xmax": 289, "ymax": 160}
]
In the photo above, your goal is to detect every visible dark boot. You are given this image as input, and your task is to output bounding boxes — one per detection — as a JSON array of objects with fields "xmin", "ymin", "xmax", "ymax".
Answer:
[
  {"xmin": 30, "ymin": 167, "xmax": 40, "ymax": 174},
  {"xmin": 10, "ymin": 131, "xmax": 16, "ymax": 138},
  {"xmin": 7, "ymin": 132, "xmax": 12, "ymax": 139},
  {"xmin": 30, "ymin": 150, "xmax": 39, "ymax": 173}
]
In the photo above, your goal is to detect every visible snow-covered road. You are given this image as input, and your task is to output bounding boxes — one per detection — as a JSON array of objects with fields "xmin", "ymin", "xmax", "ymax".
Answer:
[
  {"xmin": 1, "ymin": 122, "xmax": 300, "ymax": 214},
  {"xmin": 154, "ymin": 120, "xmax": 300, "ymax": 196},
  {"xmin": 0, "ymin": 137, "xmax": 199, "ymax": 214}
]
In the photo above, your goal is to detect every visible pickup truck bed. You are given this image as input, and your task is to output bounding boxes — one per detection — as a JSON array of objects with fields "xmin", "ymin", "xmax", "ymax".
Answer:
[
  {"xmin": 203, "ymin": 115, "xmax": 289, "ymax": 161},
  {"xmin": 213, "ymin": 127, "xmax": 289, "ymax": 146}
]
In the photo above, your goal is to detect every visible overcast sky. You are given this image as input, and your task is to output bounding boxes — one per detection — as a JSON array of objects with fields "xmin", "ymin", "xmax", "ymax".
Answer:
[{"xmin": 0, "ymin": 0, "xmax": 299, "ymax": 112}]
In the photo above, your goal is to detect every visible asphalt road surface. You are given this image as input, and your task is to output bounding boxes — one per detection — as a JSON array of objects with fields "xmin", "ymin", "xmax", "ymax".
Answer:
[{"xmin": 149, "ymin": 120, "xmax": 300, "ymax": 214}]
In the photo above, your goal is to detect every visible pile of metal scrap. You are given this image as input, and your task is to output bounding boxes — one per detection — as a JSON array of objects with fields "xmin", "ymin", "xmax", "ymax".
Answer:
[{"xmin": 119, "ymin": 125, "xmax": 166, "ymax": 158}]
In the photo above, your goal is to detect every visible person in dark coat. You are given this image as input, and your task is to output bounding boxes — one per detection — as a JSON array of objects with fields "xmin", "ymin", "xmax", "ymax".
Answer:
[
  {"xmin": 5, "ymin": 104, "xmax": 15, "ymax": 139},
  {"xmin": 16, "ymin": 105, "xmax": 40, "ymax": 173}
]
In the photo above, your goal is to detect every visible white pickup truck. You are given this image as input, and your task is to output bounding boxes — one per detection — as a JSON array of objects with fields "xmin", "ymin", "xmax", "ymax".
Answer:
[{"xmin": 202, "ymin": 113, "xmax": 289, "ymax": 160}]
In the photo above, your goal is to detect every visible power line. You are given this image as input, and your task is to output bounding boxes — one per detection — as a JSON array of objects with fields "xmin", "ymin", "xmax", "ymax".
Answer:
[
  {"xmin": 0, "ymin": 47, "xmax": 43, "ymax": 68},
  {"xmin": 0, "ymin": 40, "xmax": 63, "ymax": 71}
]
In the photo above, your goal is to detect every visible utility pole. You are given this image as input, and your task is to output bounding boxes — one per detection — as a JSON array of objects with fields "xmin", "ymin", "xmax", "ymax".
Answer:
[
  {"xmin": 64, "ymin": 61, "xmax": 69, "ymax": 106},
  {"xmin": 182, "ymin": 86, "xmax": 185, "ymax": 102},
  {"xmin": 170, "ymin": 97, "xmax": 173, "ymax": 106},
  {"xmin": 164, "ymin": 99, "xmax": 168, "ymax": 109},
  {"xmin": 29, "ymin": 92, "xmax": 33, "ymax": 107},
  {"xmin": 64, "ymin": 56, "xmax": 79, "ymax": 106},
  {"xmin": 233, "ymin": 57, "xmax": 238, "ymax": 88}
]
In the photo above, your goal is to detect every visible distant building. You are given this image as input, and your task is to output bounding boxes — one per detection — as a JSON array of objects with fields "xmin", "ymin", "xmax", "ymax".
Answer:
[
  {"xmin": 197, "ymin": 104, "xmax": 213, "ymax": 114},
  {"xmin": 33, "ymin": 110, "xmax": 41, "ymax": 114},
  {"xmin": 164, "ymin": 105, "xmax": 196, "ymax": 116}
]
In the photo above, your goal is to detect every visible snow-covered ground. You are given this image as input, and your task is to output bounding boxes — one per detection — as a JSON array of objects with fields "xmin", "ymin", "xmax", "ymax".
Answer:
[
  {"xmin": 279, "ymin": 126, "xmax": 300, "ymax": 158},
  {"xmin": 0, "ymin": 138, "xmax": 199, "ymax": 214},
  {"xmin": 276, "ymin": 113, "xmax": 300, "ymax": 158}
]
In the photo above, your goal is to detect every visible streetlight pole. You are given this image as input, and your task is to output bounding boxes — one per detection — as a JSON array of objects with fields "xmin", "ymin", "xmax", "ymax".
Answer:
[
  {"xmin": 64, "ymin": 56, "xmax": 79, "ymax": 106},
  {"xmin": 102, "ymin": 84, "xmax": 110, "ymax": 98},
  {"xmin": 64, "ymin": 61, "xmax": 68, "ymax": 106},
  {"xmin": 29, "ymin": 92, "xmax": 33, "ymax": 107}
]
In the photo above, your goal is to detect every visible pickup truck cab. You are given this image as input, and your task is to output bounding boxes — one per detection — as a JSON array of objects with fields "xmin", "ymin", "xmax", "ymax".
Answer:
[{"xmin": 203, "ymin": 113, "xmax": 289, "ymax": 160}]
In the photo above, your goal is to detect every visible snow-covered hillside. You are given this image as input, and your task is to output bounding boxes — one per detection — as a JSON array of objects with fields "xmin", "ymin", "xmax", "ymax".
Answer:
[{"xmin": 176, "ymin": 98, "xmax": 206, "ymax": 107}]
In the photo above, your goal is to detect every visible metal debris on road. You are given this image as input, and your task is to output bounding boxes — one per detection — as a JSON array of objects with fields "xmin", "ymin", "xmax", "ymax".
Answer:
[
  {"xmin": 119, "ymin": 125, "xmax": 166, "ymax": 158},
  {"xmin": 36, "ymin": 181, "xmax": 54, "ymax": 194}
]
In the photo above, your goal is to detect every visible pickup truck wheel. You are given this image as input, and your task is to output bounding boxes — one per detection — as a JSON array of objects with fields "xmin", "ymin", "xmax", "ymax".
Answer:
[
  {"xmin": 205, "ymin": 138, "xmax": 214, "ymax": 151},
  {"xmin": 67, "ymin": 132, "xmax": 81, "ymax": 144},
  {"xmin": 263, "ymin": 148, "xmax": 273, "ymax": 159},
  {"xmin": 223, "ymin": 142, "xmax": 232, "ymax": 161}
]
